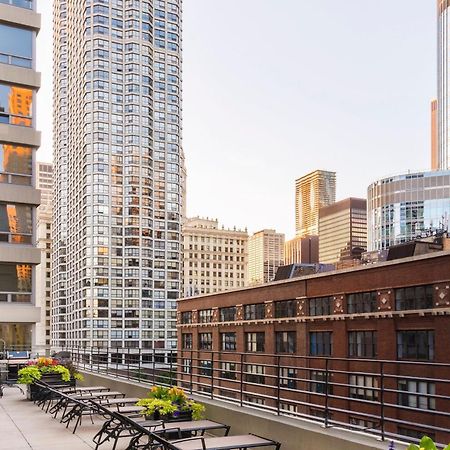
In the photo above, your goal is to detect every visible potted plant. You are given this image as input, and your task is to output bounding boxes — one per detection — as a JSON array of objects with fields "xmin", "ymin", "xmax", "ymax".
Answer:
[
  {"xmin": 18, "ymin": 357, "xmax": 84, "ymax": 400},
  {"xmin": 136, "ymin": 386, "xmax": 205, "ymax": 422},
  {"xmin": 407, "ymin": 436, "xmax": 450, "ymax": 450}
]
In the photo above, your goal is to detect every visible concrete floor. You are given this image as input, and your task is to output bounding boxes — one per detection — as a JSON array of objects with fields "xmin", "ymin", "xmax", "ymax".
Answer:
[{"xmin": 0, "ymin": 388, "xmax": 130, "ymax": 450}]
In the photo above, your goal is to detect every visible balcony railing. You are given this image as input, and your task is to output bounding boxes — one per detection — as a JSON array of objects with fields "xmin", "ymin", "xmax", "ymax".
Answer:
[{"xmin": 60, "ymin": 346, "xmax": 450, "ymax": 446}]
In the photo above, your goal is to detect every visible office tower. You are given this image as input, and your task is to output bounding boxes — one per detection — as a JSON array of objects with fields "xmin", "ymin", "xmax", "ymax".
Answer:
[
  {"xmin": 284, "ymin": 235, "xmax": 318, "ymax": 265},
  {"xmin": 53, "ymin": 1, "xmax": 183, "ymax": 350},
  {"xmin": 318, "ymin": 197, "xmax": 367, "ymax": 266},
  {"xmin": 248, "ymin": 229, "xmax": 284, "ymax": 285},
  {"xmin": 438, "ymin": 1, "xmax": 450, "ymax": 169},
  {"xmin": 431, "ymin": 99, "xmax": 439, "ymax": 170},
  {"xmin": 0, "ymin": 0, "xmax": 41, "ymax": 351},
  {"xmin": 182, "ymin": 217, "xmax": 248, "ymax": 297},
  {"xmin": 295, "ymin": 170, "xmax": 336, "ymax": 237},
  {"xmin": 368, "ymin": 171, "xmax": 450, "ymax": 251},
  {"xmin": 35, "ymin": 162, "xmax": 53, "ymax": 354}
]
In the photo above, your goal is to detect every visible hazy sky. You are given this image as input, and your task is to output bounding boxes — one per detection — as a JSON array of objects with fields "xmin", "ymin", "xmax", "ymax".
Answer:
[{"xmin": 36, "ymin": 1, "xmax": 436, "ymax": 238}]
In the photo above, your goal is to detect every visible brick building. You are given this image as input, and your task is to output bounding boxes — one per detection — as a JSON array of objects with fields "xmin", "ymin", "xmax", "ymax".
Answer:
[{"xmin": 177, "ymin": 251, "xmax": 450, "ymax": 444}]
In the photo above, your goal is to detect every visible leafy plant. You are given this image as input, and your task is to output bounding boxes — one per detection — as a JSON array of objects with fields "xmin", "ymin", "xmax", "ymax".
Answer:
[
  {"xmin": 138, "ymin": 385, "xmax": 205, "ymax": 420},
  {"xmin": 406, "ymin": 436, "xmax": 450, "ymax": 450},
  {"xmin": 17, "ymin": 366, "xmax": 42, "ymax": 384}
]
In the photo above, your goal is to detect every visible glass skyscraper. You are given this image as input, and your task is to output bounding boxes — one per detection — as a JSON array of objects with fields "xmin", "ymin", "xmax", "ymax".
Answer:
[
  {"xmin": 368, "ymin": 171, "xmax": 450, "ymax": 251},
  {"xmin": 52, "ymin": 0, "xmax": 183, "ymax": 351}
]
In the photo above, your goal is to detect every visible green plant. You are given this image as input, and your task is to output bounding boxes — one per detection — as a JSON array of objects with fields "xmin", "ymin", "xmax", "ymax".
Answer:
[
  {"xmin": 136, "ymin": 398, "xmax": 178, "ymax": 417},
  {"xmin": 17, "ymin": 366, "xmax": 42, "ymax": 384},
  {"xmin": 182, "ymin": 400, "xmax": 205, "ymax": 421},
  {"xmin": 407, "ymin": 436, "xmax": 450, "ymax": 450}
]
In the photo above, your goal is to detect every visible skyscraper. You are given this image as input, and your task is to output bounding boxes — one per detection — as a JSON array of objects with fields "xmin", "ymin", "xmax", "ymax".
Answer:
[
  {"xmin": 318, "ymin": 197, "xmax": 367, "ymax": 266},
  {"xmin": 295, "ymin": 170, "xmax": 336, "ymax": 237},
  {"xmin": 36, "ymin": 162, "xmax": 53, "ymax": 354},
  {"xmin": 431, "ymin": 99, "xmax": 439, "ymax": 170},
  {"xmin": 0, "ymin": 0, "xmax": 41, "ymax": 351},
  {"xmin": 182, "ymin": 217, "xmax": 248, "ymax": 296},
  {"xmin": 438, "ymin": 0, "xmax": 450, "ymax": 169},
  {"xmin": 247, "ymin": 229, "xmax": 284, "ymax": 285},
  {"xmin": 52, "ymin": 1, "xmax": 183, "ymax": 351}
]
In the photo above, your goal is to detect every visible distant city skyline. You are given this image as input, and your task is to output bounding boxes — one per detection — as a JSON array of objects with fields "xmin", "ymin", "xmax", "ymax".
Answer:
[{"xmin": 37, "ymin": 1, "xmax": 436, "ymax": 238}]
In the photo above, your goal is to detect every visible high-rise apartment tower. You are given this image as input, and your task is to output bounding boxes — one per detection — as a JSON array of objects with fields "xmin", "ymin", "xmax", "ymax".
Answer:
[
  {"xmin": 0, "ymin": 0, "xmax": 41, "ymax": 351},
  {"xmin": 295, "ymin": 170, "xmax": 336, "ymax": 237},
  {"xmin": 438, "ymin": 0, "xmax": 450, "ymax": 169},
  {"xmin": 52, "ymin": 1, "xmax": 183, "ymax": 351}
]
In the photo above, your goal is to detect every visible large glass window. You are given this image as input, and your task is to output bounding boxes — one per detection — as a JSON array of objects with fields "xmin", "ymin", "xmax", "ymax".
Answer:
[
  {"xmin": 395, "ymin": 285, "xmax": 433, "ymax": 311},
  {"xmin": 219, "ymin": 306, "xmax": 236, "ymax": 322},
  {"xmin": 349, "ymin": 375, "xmax": 378, "ymax": 401},
  {"xmin": 221, "ymin": 332, "xmax": 236, "ymax": 351},
  {"xmin": 276, "ymin": 331, "xmax": 296, "ymax": 353},
  {"xmin": 309, "ymin": 297, "xmax": 333, "ymax": 316},
  {"xmin": 0, "ymin": 203, "xmax": 32, "ymax": 244},
  {"xmin": 0, "ymin": 144, "xmax": 32, "ymax": 185},
  {"xmin": 244, "ymin": 303, "xmax": 265, "ymax": 320},
  {"xmin": 347, "ymin": 291, "xmax": 377, "ymax": 314},
  {"xmin": 274, "ymin": 300, "xmax": 297, "ymax": 318},
  {"xmin": 0, "ymin": 323, "xmax": 31, "ymax": 349},
  {"xmin": 398, "ymin": 379, "xmax": 435, "ymax": 410},
  {"xmin": 245, "ymin": 364, "xmax": 265, "ymax": 384},
  {"xmin": 245, "ymin": 332, "xmax": 265, "ymax": 352},
  {"xmin": 348, "ymin": 331, "xmax": 377, "ymax": 358},
  {"xmin": 0, "ymin": 24, "xmax": 33, "ymax": 68},
  {"xmin": 310, "ymin": 370, "xmax": 332, "ymax": 394},
  {"xmin": 0, "ymin": 263, "xmax": 32, "ymax": 303},
  {"xmin": 309, "ymin": 332, "xmax": 332, "ymax": 356},
  {"xmin": 198, "ymin": 309, "xmax": 212, "ymax": 323},
  {"xmin": 199, "ymin": 332, "xmax": 212, "ymax": 350},
  {"xmin": 0, "ymin": 84, "xmax": 33, "ymax": 126},
  {"xmin": 0, "ymin": 0, "xmax": 33, "ymax": 8},
  {"xmin": 397, "ymin": 330, "xmax": 434, "ymax": 360}
]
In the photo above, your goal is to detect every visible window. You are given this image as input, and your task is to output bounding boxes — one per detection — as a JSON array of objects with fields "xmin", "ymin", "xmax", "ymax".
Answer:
[
  {"xmin": 245, "ymin": 332, "xmax": 265, "ymax": 352},
  {"xmin": 0, "ymin": 24, "xmax": 33, "ymax": 68},
  {"xmin": 395, "ymin": 285, "xmax": 433, "ymax": 311},
  {"xmin": 349, "ymin": 417, "xmax": 377, "ymax": 430},
  {"xmin": 0, "ymin": 84, "xmax": 33, "ymax": 126},
  {"xmin": 199, "ymin": 333, "xmax": 212, "ymax": 350},
  {"xmin": 347, "ymin": 291, "xmax": 377, "ymax": 314},
  {"xmin": 0, "ymin": 144, "xmax": 32, "ymax": 185},
  {"xmin": 310, "ymin": 371, "xmax": 332, "ymax": 394},
  {"xmin": 279, "ymin": 367, "xmax": 296, "ymax": 389},
  {"xmin": 276, "ymin": 331, "xmax": 296, "ymax": 353},
  {"xmin": 181, "ymin": 333, "xmax": 192, "ymax": 349},
  {"xmin": 309, "ymin": 297, "xmax": 333, "ymax": 316},
  {"xmin": 274, "ymin": 300, "xmax": 297, "ymax": 318},
  {"xmin": 180, "ymin": 311, "xmax": 191, "ymax": 324},
  {"xmin": 309, "ymin": 332, "xmax": 332, "ymax": 356},
  {"xmin": 219, "ymin": 306, "xmax": 236, "ymax": 322},
  {"xmin": 244, "ymin": 303, "xmax": 265, "ymax": 320},
  {"xmin": 198, "ymin": 309, "xmax": 213, "ymax": 323},
  {"xmin": 398, "ymin": 380, "xmax": 435, "ymax": 410},
  {"xmin": 245, "ymin": 364, "xmax": 265, "ymax": 384},
  {"xmin": 349, "ymin": 375, "xmax": 378, "ymax": 401},
  {"xmin": 220, "ymin": 362, "xmax": 236, "ymax": 380},
  {"xmin": 221, "ymin": 332, "xmax": 236, "ymax": 351},
  {"xmin": 199, "ymin": 360, "xmax": 212, "ymax": 377},
  {"xmin": 0, "ymin": 0, "xmax": 33, "ymax": 9},
  {"xmin": 397, "ymin": 427, "xmax": 435, "ymax": 442},
  {"xmin": 0, "ymin": 203, "xmax": 32, "ymax": 244},
  {"xmin": 397, "ymin": 330, "xmax": 434, "ymax": 360},
  {"xmin": 348, "ymin": 331, "xmax": 377, "ymax": 358},
  {"xmin": 182, "ymin": 359, "xmax": 191, "ymax": 374},
  {"xmin": 0, "ymin": 263, "xmax": 32, "ymax": 303}
]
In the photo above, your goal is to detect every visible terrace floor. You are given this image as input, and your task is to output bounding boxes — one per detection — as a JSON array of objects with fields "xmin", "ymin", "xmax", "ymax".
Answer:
[{"xmin": 0, "ymin": 388, "xmax": 126, "ymax": 450}]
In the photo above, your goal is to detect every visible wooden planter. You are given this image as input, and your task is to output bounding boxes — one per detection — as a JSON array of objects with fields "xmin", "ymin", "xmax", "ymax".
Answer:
[{"xmin": 27, "ymin": 374, "xmax": 74, "ymax": 401}]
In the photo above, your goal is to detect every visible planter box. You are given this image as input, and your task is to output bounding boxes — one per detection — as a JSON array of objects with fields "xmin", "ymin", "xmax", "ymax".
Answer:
[{"xmin": 27, "ymin": 374, "xmax": 74, "ymax": 401}]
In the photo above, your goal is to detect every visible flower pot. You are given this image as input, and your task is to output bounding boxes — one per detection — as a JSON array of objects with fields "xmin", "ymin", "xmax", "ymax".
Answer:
[{"xmin": 27, "ymin": 374, "xmax": 74, "ymax": 401}]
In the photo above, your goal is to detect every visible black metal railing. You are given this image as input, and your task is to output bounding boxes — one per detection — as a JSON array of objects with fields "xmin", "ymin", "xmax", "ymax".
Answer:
[{"xmin": 58, "ymin": 346, "xmax": 450, "ymax": 446}]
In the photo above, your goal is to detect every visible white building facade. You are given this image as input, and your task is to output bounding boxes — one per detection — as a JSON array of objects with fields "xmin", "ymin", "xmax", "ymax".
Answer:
[
  {"xmin": 182, "ymin": 217, "xmax": 248, "ymax": 296},
  {"xmin": 52, "ymin": 0, "xmax": 183, "ymax": 351}
]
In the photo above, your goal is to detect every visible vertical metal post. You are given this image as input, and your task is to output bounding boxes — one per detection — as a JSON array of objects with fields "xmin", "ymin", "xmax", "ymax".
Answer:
[
  {"xmin": 152, "ymin": 348, "xmax": 156, "ymax": 386},
  {"xmin": 239, "ymin": 353, "xmax": 244, "ymax": 407},
  {"xmin": 380, "ymin": 361, "xmax": 385, "ymax": 441},
  {"xmin": 90, "ymin": 346, "xmax": 93, "ymax": 371},
  {"xmin": 210, "ymin": 351, "xmax": 214, "ymax": 399},
  {"xmin": 116, "ymin": 347, "xmax": 119, "ymax": 377},
  {"xmin": 127, "ymin": 347, "xmax": 130, "ymax": 379},
  {"xmin": 106, "ymin": 346, "xmax": 109, "ymax": 376},
  {"xmin": 189, "ymin": 350, "xmax": 193, "ymax": 394},
  {"xmin": 138, "ymin": 347, "xmax": 141, "ymax": 382},
  {"xmin": 324, "ymin": 358, "xmax": 330, "ymax": 428},
  {"xmin": 169, "ymin": 349, "xmax": 173, "ymax": 386},
  {"xmin": 276, "ymin": 356, "xmax": 281, "ymax": 416}
]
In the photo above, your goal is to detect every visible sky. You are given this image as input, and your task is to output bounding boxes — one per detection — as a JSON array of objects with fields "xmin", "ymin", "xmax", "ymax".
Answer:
[{"xmin": 36, "ymin": 0, "xmax": 436, "ymax": 239}]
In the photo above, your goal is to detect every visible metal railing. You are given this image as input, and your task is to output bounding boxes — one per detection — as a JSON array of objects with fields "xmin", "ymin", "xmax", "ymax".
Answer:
[{"xmin": 60, "ymin": 346, "xmax": 450, "ymax": 446}]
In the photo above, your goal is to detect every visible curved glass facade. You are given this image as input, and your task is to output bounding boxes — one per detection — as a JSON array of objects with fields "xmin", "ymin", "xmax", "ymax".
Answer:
[{"xmin": 367, "ymin": 171, "xmax": 450, "ymax": 250}]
